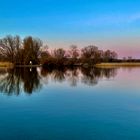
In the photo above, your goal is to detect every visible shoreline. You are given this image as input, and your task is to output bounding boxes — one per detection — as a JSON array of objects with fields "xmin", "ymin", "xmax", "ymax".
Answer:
[
  {"xmin": 1, "ymin": 62, "xmax": 140, "ymax": 69},
  {"xmin": 95, "ymin": 62, "xmax": 140, "ymax": 68}
]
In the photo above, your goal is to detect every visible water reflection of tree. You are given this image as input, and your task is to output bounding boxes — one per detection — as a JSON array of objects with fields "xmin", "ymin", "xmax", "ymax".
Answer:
[
  {"xmin": 81, "ymin": 67, "xmax": 117, "ymax": 86},
  {"xmin": 81, "ymin": 68, "xmax": 99, "ymax": 86},
  {"xmin": 66, "ymin": 68, "xmax": 79, "ymax": 87},
  {"xmin": 0, "ymin": 67, "xmax": 118, "ymax": 96},
  {"xmin": 41, "ymin": 67, "xmax": 118, "ymax": 87},
  {"xmin": 40, "ymin": 67, "xmax": 79, "ymax": 86},
  {"xmin": 0, "ymin": 68, "xmax": 41, "ymax": 96},
  {"xmin": 52, "ymin": 69, "xmax": 66, "ymax": 82},
  {"xmin": 0, "ymin": 69, "xmax": 21, "ymax": 95},
  {"xmin": 21, "ymin": 68, "xmax": 41, "ymax": 94},
  {"xmin": 40, "ymin": 67, "xmax": 66, "ymax": 83},
  {"xmin": 101, "ymin": 68, "xmax": 117, "ymax": 79}
]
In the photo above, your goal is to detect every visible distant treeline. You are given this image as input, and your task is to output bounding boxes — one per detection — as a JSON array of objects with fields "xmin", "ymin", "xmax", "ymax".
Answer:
[{"xmin": 0, "ymin": 35, "xmax": 136, "ymax": 67}]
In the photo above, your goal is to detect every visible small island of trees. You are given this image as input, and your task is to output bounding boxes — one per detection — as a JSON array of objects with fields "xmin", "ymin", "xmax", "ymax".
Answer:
[{"xmin": 0, "ymin": 35, "xmax": 139, "ymax": 68}]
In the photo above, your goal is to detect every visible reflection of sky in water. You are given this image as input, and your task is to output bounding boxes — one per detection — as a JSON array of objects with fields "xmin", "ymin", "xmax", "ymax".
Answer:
[{"xmin": 0, "ymin": 67, "xmax": 140, "ymax": 139}]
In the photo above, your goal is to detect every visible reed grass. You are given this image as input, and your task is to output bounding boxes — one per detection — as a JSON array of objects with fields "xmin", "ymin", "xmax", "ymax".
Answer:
[
  {"xmin": 0, "ymin": 62, "xmax": 14, "ymax": 68},
  {"xmin": 96, "ymin": 62, "xmax": 140, "ymax": 68}
]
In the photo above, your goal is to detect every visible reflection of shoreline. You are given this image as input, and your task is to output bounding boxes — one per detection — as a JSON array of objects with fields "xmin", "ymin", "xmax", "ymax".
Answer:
[
  {"xmin": 0, "ymin": 67, "xmax": 118, "ymax": 96},
  {"xmin": 40, "ymin": 67, "xmax": 118, "ymax": 86}
]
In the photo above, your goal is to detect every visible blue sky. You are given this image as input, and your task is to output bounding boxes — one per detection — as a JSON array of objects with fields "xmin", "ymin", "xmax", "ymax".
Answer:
[{"xmin": 1, "ymin": 0, "xmax": 140, "ymax": 58}]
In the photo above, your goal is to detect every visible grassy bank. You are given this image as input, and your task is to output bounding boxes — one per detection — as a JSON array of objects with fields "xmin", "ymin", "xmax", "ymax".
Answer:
[
  {"xmin": 0, "ymin": 62, "xmax": 14, "ymax": 68},
  {"xmin": 95, "ymin": 62, "xmax": 140, "ymax": 68}
]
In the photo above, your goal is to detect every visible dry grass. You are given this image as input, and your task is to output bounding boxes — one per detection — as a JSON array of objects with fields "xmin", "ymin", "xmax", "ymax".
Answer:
[
  {"xmin": 95, "ymin": 62, "xmax": 140, "ymax": 68},
  {"xmin": 0, "ymin": 62, "xmax": 14, "ymax": 68}
]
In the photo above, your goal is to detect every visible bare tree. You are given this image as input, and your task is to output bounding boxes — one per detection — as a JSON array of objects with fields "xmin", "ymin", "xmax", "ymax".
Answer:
[
  {"xmin": 0, "ymin": 35, "xmax": 21, "ymax": 63},
  {"xmin": 68, "ymin": 45, "xmax": 79, "ymax": 65},
  {"xmin": 81, "ymin": 45, "xmax": 99, "ymax": 65},
  {"xmin": 53, "ymin": 48, "xmax": 66, "ymax": 59},
  {"xmin": 52, "ymin": 48, "xmax": 66, "ymax": 65},
  {"xmin": 103, "ymin": 50, "xmax": 118, "ymax": 62},
  {"xmin": 23, "ymin": 36, "xmax": 43, "ymax": 65}
]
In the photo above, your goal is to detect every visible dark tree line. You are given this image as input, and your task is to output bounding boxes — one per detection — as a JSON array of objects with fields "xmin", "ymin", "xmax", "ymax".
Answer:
[
  {"xmin": 41, "ymin": 45, "xmax": 118, "ymax": 67},
  {"xmin": 0, "ymin": 35, "xmax": 118, "ymax": 66}
]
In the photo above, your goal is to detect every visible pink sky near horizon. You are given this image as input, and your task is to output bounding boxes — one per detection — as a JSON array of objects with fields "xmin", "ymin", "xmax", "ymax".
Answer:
[{"xmin": 44, "ymin": 38, "xmax": 140, "ymax": 59}]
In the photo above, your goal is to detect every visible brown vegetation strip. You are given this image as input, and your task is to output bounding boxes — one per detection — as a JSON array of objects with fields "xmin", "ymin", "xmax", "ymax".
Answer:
[
  {"xmin": 96, "ymin": 63, "xmax": 140, "ymax": 68},
  {"xmin": 0, "ymin": 62, "xmax": 14, "ymax": 68}
]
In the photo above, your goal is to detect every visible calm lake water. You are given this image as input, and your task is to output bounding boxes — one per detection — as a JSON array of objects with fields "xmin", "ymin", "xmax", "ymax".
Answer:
[{"xmin": 0, "ymin": 67, "xmax": 140, "ymax": 140}]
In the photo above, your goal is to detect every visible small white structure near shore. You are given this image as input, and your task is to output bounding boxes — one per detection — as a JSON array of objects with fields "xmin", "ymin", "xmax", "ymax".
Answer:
[{"xmin": 29, "ymin": 61, "xmax": 32, "ymax": 65}]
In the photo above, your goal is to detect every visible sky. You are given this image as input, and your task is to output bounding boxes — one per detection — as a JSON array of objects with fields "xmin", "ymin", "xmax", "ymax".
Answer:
[{"xmin": 0, "ymin": 0, "xmax": 140, "ymax": 58}]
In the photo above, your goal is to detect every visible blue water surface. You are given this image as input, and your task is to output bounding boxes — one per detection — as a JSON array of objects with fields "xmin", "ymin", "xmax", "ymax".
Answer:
[{"xmin": 0, "ymin": 67, "xmax": 140, "ymax": 140}]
